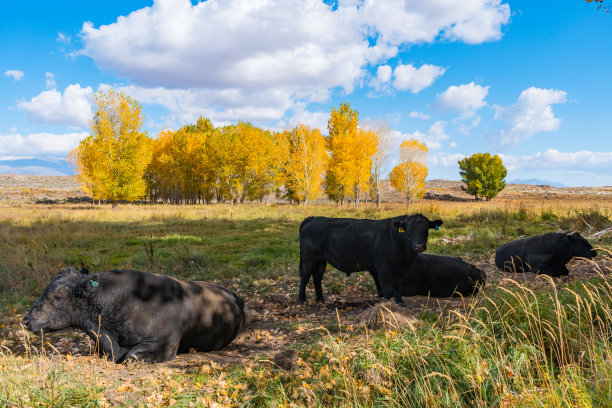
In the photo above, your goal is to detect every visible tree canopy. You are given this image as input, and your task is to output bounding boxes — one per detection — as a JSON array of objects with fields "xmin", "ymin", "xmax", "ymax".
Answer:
[{"xmin": 458, "ymin": 152, "xmax": 507, "ymax": 200}]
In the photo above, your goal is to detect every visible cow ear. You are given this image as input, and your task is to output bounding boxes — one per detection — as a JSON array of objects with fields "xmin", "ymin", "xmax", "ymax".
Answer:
[
  {"xmin": 392, "ymin": 221, "xmax": 406, "ymax": 232},
  {"xmin": 429, "ymin": 220, "xmax": 443, "ymax": 230},
  {"xmin": 567, "ymin": 232, "xmax": 580, "ymax": 242}
]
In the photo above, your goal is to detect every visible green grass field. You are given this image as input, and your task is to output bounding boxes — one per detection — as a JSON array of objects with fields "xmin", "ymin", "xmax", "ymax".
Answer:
[{"xmin": 0, "ymin": 200, "xmax": 611, "ymax": 407}]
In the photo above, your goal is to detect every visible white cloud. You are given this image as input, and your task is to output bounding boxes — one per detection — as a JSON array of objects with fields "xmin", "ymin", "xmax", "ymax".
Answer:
[
  {"xmin": 449, "ymin": 142, "xmax": 458, "ymax": 148},
  {"xmin": 361, "ymin": 0, "xmax": 510, "ymax": 45},
  {"xmin": 393, "ymin": 121, "xmax": 449, "ymax": 150},
  {"xmin": 369, "ymin": 63, "xmax": 445, "ymax": 94},
  {"xmin": 18, "ymin": 84, "xmax": 94, "ymax": 127},
  {"xmin": 280, "ymin": 104, "xmax": 329, "ymax": 134},
  {"xmin": 369, "ymin": 65, "xmax": 393, "ymax": 90},
  {"xmin": 57, "ymin": 32, "xmax": 71, "ymax": 44},
  {"xmin": 393, "ymin": 64, "xmax": 446, "ymax": 93},
  {"xmin": 499, "ymin": 149, "xmax": 612, "ymax": 171},
  {"xmin": 45, "ymin": 72, "xmax": 56, "ymax": 89},
  {"xmin": 0, "ymin": 131, "xmax": 88, "ymax": 157},
  {"xmin": 429, "ymin": 152, "xmax": 467, "ymax": 167},
  {"xmin": 5, "ymin": 70, "xmax": 24, "ymax": 81},
  {"xmin": 79, "ymin": 0, "xmax": 510, "ymax": 123},
  {"xmin": 494, "ymin": 87, "xmax": 567, "ymax": 148},
  {"xmin": 408, "ymin": 111, "xmax": 431, "ymax": 120},
  {"xmin": 436, "ymin": 82, "xmax": 489, "ymax": 114}
]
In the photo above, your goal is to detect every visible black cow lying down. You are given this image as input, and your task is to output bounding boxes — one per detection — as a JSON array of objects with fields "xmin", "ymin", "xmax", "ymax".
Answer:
[
  {"xmin": 298, "ymin": 214, "xmax": 443, "ymax": 305},
  {"xmin": 400, "ymin": 254, "xmax": 486, "ymax": 297},
  {"xmin": 22, "ymin": 267, "xmax": 245, "ymax": 363},
  {"xmin": 495, "ymin": 232, "xmax": 597, "ymax": 276}
]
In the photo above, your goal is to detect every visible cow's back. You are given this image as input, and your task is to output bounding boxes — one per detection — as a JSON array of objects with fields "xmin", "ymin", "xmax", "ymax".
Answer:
[
  {"xmin": 299, "ymin": 216, "xmax": 383, "ymax": 269},
  {"xmin": 404, "ymin": 254, "xmax": 485, "ymax": 297}
]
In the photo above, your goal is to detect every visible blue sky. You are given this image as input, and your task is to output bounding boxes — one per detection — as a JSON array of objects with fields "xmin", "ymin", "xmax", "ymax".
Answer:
[{"xmin": 1, "ymin": 0, "xmax": 611, "ymax": 186}]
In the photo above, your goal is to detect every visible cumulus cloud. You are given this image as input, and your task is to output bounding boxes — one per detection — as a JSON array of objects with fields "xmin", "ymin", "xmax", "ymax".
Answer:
[
  {"xmin": 393, "ymin": 121, "xmax": 449, "ymax": 150},
  {"xmin": 494, "ymin": 87, "xmax": 567, "ymax": 148},
  {"xmin": 361, "ymin": 0, "xmax": 510, "ymax": 45},
  {"xmin": 369, "ymin": 63, "xmax": 445, "ymax": 94},
  {"xmin": 0, "ymin": 131, "xmax": 88, "ymax": 157},
  {"xmin": 18, "ymin": 84, "xmax": 94, "ymax": 127},
  {"xmin": 79, "ymin": 0, "xmax": 510, "ymax": 123},
  {"xmin": 435, "ymin": 82, "xmax": 489, "ymax": 114},
  {"xmin": 370, "ymin": 63, "xmax": 445, "ymax": 94},
  {"xmin": 369, "ymin": 65, "xmax": 393, "ymax": 90},
  {"xmin": 5, "ymin": 70, "xmax": 24, "ymax": 81},
  {"xmin": 393, "ymin": 64, "xmax": 446, "ymax": 93}
]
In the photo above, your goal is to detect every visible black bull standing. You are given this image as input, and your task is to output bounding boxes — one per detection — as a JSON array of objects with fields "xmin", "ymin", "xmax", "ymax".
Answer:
[{"xmin": 298, "ymin": 214, "xmax": 443, "ymax": 305}]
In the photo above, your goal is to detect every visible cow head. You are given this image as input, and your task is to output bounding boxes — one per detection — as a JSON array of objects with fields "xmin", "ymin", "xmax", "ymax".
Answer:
[
  {"xmin": 21, "ymin": 267, "xmax": 91, "ymax": 334},
  {"xmin": 392, "ymin": 214, "xmax": 443, "ymax": 254},
  {"xmin": 567, "ymin": 232, "xmax": 597, "ymax": 259}
]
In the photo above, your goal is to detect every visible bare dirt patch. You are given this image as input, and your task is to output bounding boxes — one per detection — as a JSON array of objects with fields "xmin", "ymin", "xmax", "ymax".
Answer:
[{"xmin": 5, "ymin": 255, "xmax": 609, "ymax": 372}]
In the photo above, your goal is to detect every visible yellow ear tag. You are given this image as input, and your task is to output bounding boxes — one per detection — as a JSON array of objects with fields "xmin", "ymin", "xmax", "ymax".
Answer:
[{"xmin": 398, "ymin": 227, "xmax": 405, "ymax": 233}]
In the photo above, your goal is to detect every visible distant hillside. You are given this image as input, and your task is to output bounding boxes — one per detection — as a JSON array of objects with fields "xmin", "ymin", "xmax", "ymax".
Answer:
[{"xmin": 510, "ymin": 178, "xmax": 568, "ymax": 188}]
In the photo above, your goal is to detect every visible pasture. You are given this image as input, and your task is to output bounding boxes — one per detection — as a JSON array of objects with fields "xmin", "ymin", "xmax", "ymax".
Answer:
[{"xmin": 1, "ymin": 198, "xmax": 611, "ymax": 407}]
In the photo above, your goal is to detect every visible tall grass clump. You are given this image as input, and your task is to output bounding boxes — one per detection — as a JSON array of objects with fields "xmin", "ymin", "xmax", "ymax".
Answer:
[{"xmin": 260, "ymin": 258, "xmax": 612, "ymax": 407}]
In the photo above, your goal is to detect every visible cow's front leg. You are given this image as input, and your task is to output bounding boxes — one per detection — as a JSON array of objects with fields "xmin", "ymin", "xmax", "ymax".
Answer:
[
  {"xmin": 119, "ymin": 339, "xmax": 179, "ymax": 363},
  {"xmin": 86, "ymin": 329, "xmax": 127, "ymax": 363},
  {"xmin": 382, "ymin": 283, "xmax": 406, "ymax": 306}
]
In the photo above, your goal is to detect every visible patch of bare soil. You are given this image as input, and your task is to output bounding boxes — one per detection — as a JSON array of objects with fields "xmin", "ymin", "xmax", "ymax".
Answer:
[{"xmin": 3, "ymin": 256, "xmax": 610, "ymax": 371}]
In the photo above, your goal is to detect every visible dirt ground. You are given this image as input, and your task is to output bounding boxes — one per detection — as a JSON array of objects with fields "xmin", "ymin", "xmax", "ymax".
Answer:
[{"xmin": 4, "ymin": 255, "xmax": 610, "ymax": 373}]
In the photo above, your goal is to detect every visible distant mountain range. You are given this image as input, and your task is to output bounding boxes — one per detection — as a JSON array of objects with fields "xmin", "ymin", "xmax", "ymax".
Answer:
[
  {"xmin": 0, "ymin": 158, "xmax": 72, "ymax": 176},
  {"xmin": 509, "ymin": 178, "xmax": 568, "ymax": 188}
]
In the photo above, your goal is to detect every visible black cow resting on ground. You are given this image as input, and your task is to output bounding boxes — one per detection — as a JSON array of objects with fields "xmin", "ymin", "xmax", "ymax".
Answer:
[
  {"xmin": 298, "ymin": 214, "xmax": 443, "ymax": 305},
  {"xmin": 22, "ymin": 267, "xmax": 245, "ymax": 363},
  {"xmin": 400, "ymin": 254, "xmax": 486, "ymax": 297},
  {"xmin": 495, "ymin": 232, "xmax": 597, "ymax": 276}
]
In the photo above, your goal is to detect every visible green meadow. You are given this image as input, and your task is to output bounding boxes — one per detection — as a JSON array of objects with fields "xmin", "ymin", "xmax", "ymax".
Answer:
[{"xmin": 0, "ymin": 200, "xmax": 611, "ymax": 407}]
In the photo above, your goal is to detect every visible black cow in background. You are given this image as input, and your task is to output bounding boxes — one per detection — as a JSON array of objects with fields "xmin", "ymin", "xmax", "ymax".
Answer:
[
  {"xmin": 495, "ymin": 232, "xmax": 597, "ymax": 276},
  {"xmin": 298, "ymin": 214, "xmax": 443, "ymax": 305},
  {"xmin": 22, "ymin": 267, "xmax": 245, "ymax": 363},
  {"xmin": 400, "ymin": 254, "xmax": 486, "ymax": 297}
]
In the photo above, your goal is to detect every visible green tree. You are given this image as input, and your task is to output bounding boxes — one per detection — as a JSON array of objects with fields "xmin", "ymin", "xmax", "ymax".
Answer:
[{"xmin": 458, "ymin": 153, "xmax": 507, "ymax": 201}]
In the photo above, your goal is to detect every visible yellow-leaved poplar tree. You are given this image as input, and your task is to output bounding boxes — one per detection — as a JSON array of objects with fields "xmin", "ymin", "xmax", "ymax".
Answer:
[
  {"xmin": 281, "ymin": 124, "xmax": 328, "ymax": 205},
  {"xmin": 389, "ymin": 139, "xmax": 428, "ymax": 206},
  {"xmin": 328, "ymin": 127, "xmax": 378, "ymax": 207},
  {"xmin": 69, "ymin": 90, "xmax": 151, "ymax": 206},
  {"xmin": 325, "ymin": 102, "xmax": 359, "ymax": 204}
]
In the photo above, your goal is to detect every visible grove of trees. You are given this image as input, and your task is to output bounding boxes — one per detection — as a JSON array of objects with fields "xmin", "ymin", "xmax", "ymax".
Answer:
[{"xmin": 70, "ymin": 89, "xmax": 509, "ymax": 206}]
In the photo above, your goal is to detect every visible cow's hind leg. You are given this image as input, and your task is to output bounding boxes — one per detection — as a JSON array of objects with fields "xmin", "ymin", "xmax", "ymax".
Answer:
[
  {"xmin": 298, "ymin": 258, "xmax": 318, "ymax": 303},
  {"xmin": 312, "ymin": 261, "xmax": 327, "ymax": 302}
]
